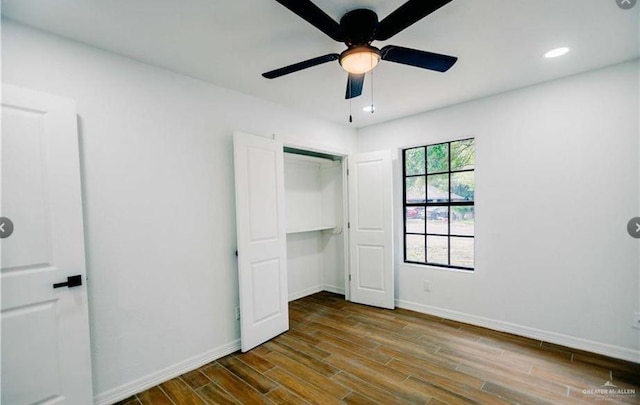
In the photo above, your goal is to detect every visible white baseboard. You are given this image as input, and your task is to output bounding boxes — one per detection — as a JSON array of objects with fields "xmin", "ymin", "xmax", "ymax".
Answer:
[
  {"xmin": 94, "ymin": 339, "xmax": 241, "ymax": 405},
  {"xmin": 288, "ymin": 285, "xmax": 324, "ymax": 302},
  {"xmin": 396, "ymin": 299, "xmax": 640, "ymax": 364},
  {"xmin": 323, "ymin": 285, "xmax": 345, "ymax": 295},
  {"xmin": 289, "ymin": 285, "xmax": 345, "ymax": 302}
]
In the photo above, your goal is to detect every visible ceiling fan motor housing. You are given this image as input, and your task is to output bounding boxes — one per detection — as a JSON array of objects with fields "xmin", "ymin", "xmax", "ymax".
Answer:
[{"xmin": 340, "ymin": 8, "xmax": 379, "ymax": 46}]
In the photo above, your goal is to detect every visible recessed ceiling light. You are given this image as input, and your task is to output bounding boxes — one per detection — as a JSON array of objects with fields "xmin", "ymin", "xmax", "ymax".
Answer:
[
  {"xmin": 362, "ymin": 105, "xmax": 375, "ymax": 113},
  {"xmin": 544, "ymin": 47, "xmax": 570, "ymax": 58}
]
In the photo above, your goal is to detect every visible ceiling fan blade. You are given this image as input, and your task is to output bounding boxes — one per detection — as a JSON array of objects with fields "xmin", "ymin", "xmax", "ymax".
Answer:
[
  {"xmin": 381, "ymin": 45, "xmax": 457, "ymax": 72},
  {"xmin": 274, "ymin": 0, "xmax": 345, "ymax": 42},
  {"xmin": 263, "ymin": 54, "xmax": 339, "ymax": 79},
  {"xmin": 345, "ymin": 73, "xmax": 365, "ymax": 99},
  {"xmin": 375, "ymin": 0, "xmax": 453, "ymax": 41}
]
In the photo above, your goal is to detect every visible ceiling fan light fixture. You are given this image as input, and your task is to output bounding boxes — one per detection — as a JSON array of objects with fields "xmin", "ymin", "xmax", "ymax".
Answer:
[{"xmin": 339, "ymin": 46, "xmax": 381, "ymax": 74}]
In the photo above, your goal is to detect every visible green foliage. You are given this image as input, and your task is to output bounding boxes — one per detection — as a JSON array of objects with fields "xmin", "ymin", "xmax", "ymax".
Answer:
[
  {"xmin": 451, "ymin": 172, "xmax": 474, "ymax": 201},
  {"xmin": 405, "ymin": 147, "xmax": 425, "ymax": 175},
  {"xmin": 405, "ymin": 176, "xmax": 426, "ymax": 203},
  {"xmin": 427, "ymin": 143, "xmax": 448, "ymax": 173},
  {"xmin": 451, "ymin": 139, "xmax": 474, "ymax": 171},
  {"xmin": 427, "ymin": 174, "xmax": 449, "ymax": 202},
  {"xmin": 452, "ymin": 206, "xmax": 474, "ymax": 218},
  {"xmin": 405, "ymin": 139, "xmax": 475, "ymax": 202}
]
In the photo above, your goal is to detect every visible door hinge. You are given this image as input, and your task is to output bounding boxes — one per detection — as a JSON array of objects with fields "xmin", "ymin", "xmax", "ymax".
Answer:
[
  {"xmin": 349, "ymin": 274, "xmax": 352, "ymax": 281},
  {"xmin": 347, "ymin": 222, "xmax": 350, "ymax": 229},
  {"xmin": 347, "ymin": 168, "xmax": 349, "ymax": 176}
]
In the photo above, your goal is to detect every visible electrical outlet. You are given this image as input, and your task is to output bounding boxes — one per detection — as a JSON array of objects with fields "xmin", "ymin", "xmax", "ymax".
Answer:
[
  {"xmin": 633, "ymin": 312, "xmax": 640, "ymax": 330},
  {"xmin": 235, "ymin": 306, "xmax": 241, "ymax": 320},
  {"xmin": 423, "ymin": 280, "xmax": 431, "ymax": 292}
]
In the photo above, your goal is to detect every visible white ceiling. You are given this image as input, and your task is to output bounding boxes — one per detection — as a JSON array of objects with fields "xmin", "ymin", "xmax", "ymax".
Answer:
[{"xmin": 2, "ymin": 0, "xmax": 638, "ymax": 128}]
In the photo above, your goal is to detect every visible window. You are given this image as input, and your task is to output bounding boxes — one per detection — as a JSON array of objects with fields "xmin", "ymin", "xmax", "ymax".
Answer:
[{"xmin": 403, "ymin": 138, "xmax": 475, "ymax": 270}]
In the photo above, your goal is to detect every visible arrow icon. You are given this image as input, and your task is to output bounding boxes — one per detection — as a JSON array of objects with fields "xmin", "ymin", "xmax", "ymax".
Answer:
[
  {"xmin": 629, "ymin": 218, "xmax": 640, "ymax": 239},
  {"xmin": 617, "ymin": 0, "xmax": 637, "ymax": 9},
  {"xmin": 0, "ymin": 217, "xmax": 13, "ymax": 238}
]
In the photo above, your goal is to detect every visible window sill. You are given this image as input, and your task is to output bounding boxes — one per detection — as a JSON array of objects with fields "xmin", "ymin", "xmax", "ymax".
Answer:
[{"xmin": 401, "ymin": 262, "xmax": 475, "ymax": 274}]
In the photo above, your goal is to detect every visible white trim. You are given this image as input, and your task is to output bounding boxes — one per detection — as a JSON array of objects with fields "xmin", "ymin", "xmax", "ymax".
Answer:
[
  {"xmin": 323, "ymin": 285, "xmax": 346, "ymax": 295},
  {"xmin": 288, "ymin": 285, "xmax": 324, "ymax": 302},
  {"xmin": 396, "ymin": 135, "xmax": 476, "ymax": 155},
  {"xmin": 289, "ymin": 285, "xmax": 345, "ymax": 302},
  {"xmin": 275, "ymin": 134, "xmax": 349, "ymax": 158},
  {"xmin": 395, "ymin": 299, "xmax": 640, "ymax": 364},
  {"xmin": 342, "ymin": 157, "xmax": 351, "ymax": 301},
  {"xmin": 401, "ymin": 263, "xmax": 476, "ymax": 275},
  {"xmin": 283, "ymin": 152, "xmax": 332, "ymax": 166},
  {"xmin": 93, "ymin": 339, "xmax": 241, "ymax": 405}
]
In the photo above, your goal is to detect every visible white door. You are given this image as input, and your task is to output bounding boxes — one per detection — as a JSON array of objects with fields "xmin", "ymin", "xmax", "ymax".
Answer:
[
  {"xmin": 233, "ymin": 132, "xmax": 288, "ymax": 352},
  {"xmin": 348, "ymin": 151, "xmax": 394, "ymax": 309},
  {"xmin": 1, "ymin": 85, "xmax": 94, "ymax": 404}
]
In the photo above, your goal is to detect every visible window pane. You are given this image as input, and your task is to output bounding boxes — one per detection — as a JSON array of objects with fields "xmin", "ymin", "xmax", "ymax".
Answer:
[
  {"xmin": 406, "ymin": 207, "xmax": 425, "ymax": 233},
  {"xmin": 427, "ymin": 174, "xmax": 449, "ymax": 203},
  {"xmin": 427, "ymin": 143, "xmax": 449, "ymax": 174},
  {"xmin": 451, "ymin": 206, "xmax": 474, "ymax": 236},
  {"xmin": 451, "ymin": 139, "xmax": 475, "ymax": 171},
  {"xmin": 427, "ymin": 207, "xmax": 448, "ymax": 235},
  {"xmin": 406, "ymin": 176, "xmax": 426, "ymax": 203},
  {"xmin": 405, "ymin": 147, "xmax": 425, "ymax": 176},
  {"xmin": 451, "ymin": 172, "xmax": 474, "ymax": 202},
  {"xmin": 406, "ymin": 234, "xmax": 425, "ymax": 262},
  {"xmin": 427, "ymin": 236, "xmax": 448, "ymax": 265},
  {"xmin": 450, "ymin": 237, "xmax": 474, "ymax": 268}
]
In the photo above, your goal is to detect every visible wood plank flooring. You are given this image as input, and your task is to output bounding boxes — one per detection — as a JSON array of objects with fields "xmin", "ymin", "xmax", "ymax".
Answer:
[{"xmin": 116, "ymin": 292, "xmax": 640, "ymax": 404}]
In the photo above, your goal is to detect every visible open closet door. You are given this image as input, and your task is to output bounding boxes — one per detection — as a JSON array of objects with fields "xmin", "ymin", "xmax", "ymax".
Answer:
[
  {"xmin": 348, "ymin": 151, "xmax": 394, "ymax": 309},
  {"xmin": 233, "ymin": 132, "xmax": 288, "ymax": 352}
]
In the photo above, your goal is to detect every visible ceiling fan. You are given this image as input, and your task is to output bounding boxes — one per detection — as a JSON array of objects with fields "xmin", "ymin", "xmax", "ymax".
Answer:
[{"xmin": 262, "ymin": 0, "xmax": 458, "ymax": 99}]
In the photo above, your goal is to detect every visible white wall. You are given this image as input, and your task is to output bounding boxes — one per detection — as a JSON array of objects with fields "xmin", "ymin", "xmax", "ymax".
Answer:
[
  {"xmin": 1, "ymin": 20, "xmax": 357, "ymax": 403},
  {"xmin": 286, "ymin": 232, "xmax": 324, "ymax": 299},
  {"xmin": 357, "ymin": 60, "xmax": 640, "ymax": 361}
]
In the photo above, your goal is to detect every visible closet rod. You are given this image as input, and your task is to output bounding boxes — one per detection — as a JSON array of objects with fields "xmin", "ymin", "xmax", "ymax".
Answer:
[{"xmin": 283, "ymin": 146, "xmax": 341, "ymax": 161}]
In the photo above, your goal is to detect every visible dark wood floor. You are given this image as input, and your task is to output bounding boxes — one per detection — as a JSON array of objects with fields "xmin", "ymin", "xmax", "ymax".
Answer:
[{"xmin": 117, "ymin": 292, "xmax": 640, "ymax": 404}]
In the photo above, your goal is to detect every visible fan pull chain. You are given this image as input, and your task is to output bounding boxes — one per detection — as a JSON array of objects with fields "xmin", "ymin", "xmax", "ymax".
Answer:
[
  {"xmin": 349, "ymin": 99, "xmax": 353, "ymax": 123},
  {"xmin": 370, "ymin": 70, "xmax": 375, "ymax": 114}
]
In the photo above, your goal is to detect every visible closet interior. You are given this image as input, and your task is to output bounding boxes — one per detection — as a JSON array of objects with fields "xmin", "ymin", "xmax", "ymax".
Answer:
[{"xmin": 283, "ymin": 148, "xmax": 346, "ymax": 301}]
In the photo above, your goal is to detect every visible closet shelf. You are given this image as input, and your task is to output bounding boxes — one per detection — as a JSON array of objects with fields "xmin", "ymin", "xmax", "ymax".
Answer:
[{"xmin": 286, "ymin": 225, "xmax": 336, "ymax": 234}]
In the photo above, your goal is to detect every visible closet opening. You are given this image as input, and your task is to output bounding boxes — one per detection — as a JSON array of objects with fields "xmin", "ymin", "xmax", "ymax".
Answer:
[
  {"xmin": 233, "ymin": 131, "xmax": 393, "ymax": 351},
  {"xmin": 283, "ymin": 147, "xmax": 350, "ymax": 302}
]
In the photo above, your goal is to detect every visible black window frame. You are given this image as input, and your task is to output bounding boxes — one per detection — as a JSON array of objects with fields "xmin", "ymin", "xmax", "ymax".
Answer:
[{"xmin": 402, "ymin": 138, "xmax": 475, "ymax": 271}]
